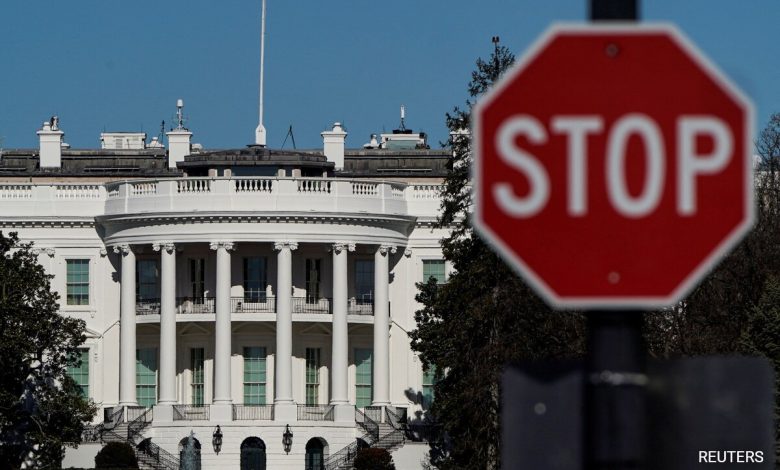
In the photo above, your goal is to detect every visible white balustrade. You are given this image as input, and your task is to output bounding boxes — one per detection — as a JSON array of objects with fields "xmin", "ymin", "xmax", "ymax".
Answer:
[
  {"xmin": 234, "ymin": 178, "xmax": 274, "ymax": 193},
  {"xmin": 177, "ymin": 179, "xmax": 211, "ymax": 193},
  {"xmin": 297, "ymin": 179, "xmax": 331, "ymax": 194},
  {"xmin": 410, "ymin": 184, "xmax": 441, "ymax": 199},
  {"xmin": 0, "ymin": 184, "xmax": 32, "ymax": 199},
  {"xmin": 130, "ymin": 182, "xmax": 157, "ymax": 196},
  {"xmin": 55, "ymin": 184, "xmax": 102, "ymax": 199},
  {"xmin": 351, "ymin": 182, "xmax": 378, "ymax": 196},
  {"xmin": 0, "ymin": 177, "xmax": 445, "ymax": 219}
]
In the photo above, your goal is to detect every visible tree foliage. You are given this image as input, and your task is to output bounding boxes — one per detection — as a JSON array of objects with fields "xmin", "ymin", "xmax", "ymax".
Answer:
[
  {"xmin": 353, "ymin": 448, "xmax": 396, "ymax": 470},
  {"xmin": 409, "ymin": 43, "xmax": 586, "ymax": 470},
  {"xmin": 95, "ymin": 442, "xmax": 139, "ymax": 469},
  {"xmin": 0, "ymin": 231, "xmax": 96, "ymax": 469}
]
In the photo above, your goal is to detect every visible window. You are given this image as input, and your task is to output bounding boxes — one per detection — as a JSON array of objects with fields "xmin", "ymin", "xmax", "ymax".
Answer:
[
  {"xmin": 67, "ymin": 348, "xmax": 89, "ymax": 397},
  {"xmin": 190, "ymin": 259, "xmax": 205, "ymax": 298},
  {"xmin": 355, "ymin": 260, "xmax": 374, "ymax": 303},
  {"xmin": 423, "ymin": 259, "xmax": 446, "ymax": 284},
  {"xmin": 136, "ymin": 348, "xmax": 157, "ymax": 406},
  {"xmin": 136, "ymin": 259, "xmax": 159, "ymax": 301},
  {"xmin": 191, "ymin": 348, "xmax": 205, "ymax": 405},
  {"xmin": 422, "ymin": 364, "xmax": 440, "ymax": 407},
  {"xmin": 305, "ymin": 348, "xmax": 321, "ymax": 405},
  {"xmin": 355, "ymin": 348, "xmax": 372, "ymax": 408},
  {"xmin": 66, "ymin": 259, "xmax": 90, "ymax": 305},
  {"xmin": 243, "ymin": 257, "xmax": 268, "ymax": 302},
  {"xmin": 305, "ymin": 259, "xmax": 322, "ymax": 302},
  {"xmin": 243, "ymin": 347, "xmax": 267, "ymax": 405}
]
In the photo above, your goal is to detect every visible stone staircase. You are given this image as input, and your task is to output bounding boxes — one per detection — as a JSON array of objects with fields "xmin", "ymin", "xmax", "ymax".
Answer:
[{"xmin": 88, "ymin": 407, "xmax": 178, "ymax": 470}]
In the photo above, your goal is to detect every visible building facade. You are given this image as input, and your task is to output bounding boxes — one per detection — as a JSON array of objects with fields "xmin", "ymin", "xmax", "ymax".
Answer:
[{"xmin": 0, "ymin": 115, "xmax": 450, "ymax": 469}]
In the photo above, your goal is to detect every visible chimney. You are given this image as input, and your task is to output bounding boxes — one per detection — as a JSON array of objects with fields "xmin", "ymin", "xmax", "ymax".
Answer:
[
  {"xmin": 37, "ymin": 117, "xmax": 64, "ymax": 168},
  {"xmin": 165, "ymin": 99, "xmax": 192, "ymax": 168},
  {"xmin": 322, "ymin": 122, "xmax": 347, "ymax": 170}
]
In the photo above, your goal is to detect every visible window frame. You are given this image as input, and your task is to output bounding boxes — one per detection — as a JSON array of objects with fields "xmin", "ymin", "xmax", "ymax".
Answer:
[
  {"xmin": 354, "ymin": 348, "xmax": 373, "ymax": 408},
  {"xmin": 422, "ymin": 259, "xmax": 447, "ymax": 285},
  {"xmin": 136, "ymin": 347, "xmax": 158, "ymax": 407},
  {"xmin": 243, "ymin": 346, "xmax": 267, "ymax": 405},
  {"xmin": 190, "ymin": 347, "xmax": 205, "ymax": 406},
  {"xmin": 67, "ymin": 348, "xmax": 90, "ymax": 398},
  {"xmin": 136, "ymin": 258, "xmax": 160, "ymax": 302},
  {"xmin": 305, "ymin": 348, "xmax": 321, "ymax": 405},
  {"xmin": 65, "ymin": 258, "xmax": 91, "ymax": 306},
  {"xmin": 243, "ymin": 257, "xmax": 268, "ymax": 302}
]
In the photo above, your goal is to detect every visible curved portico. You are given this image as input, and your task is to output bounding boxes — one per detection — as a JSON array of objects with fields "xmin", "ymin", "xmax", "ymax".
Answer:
[{"xmin": 101, "ymin": 177, "xmax": 414, "ymax": 420}]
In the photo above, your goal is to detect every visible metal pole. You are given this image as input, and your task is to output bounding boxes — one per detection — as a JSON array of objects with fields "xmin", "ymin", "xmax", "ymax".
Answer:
[
  {"xmin": 585, "ymin": 311, "xmax": 646, "ymax": 469},
  {"xmin": 587, "ymin": 4, "xmax": 644, "ymax": 469}
]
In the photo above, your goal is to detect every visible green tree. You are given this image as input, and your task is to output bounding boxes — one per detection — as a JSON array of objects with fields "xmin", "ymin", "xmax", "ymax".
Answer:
[
  {"xmin": 95, "ymin": 442, "xmax": 139, "ymax": 469},
  {"xmin": 353, "ymin": 448, "xmax": 395, "ymax": 470},
  {"xmin": 0, "ymin": 231, "xmax": 96, "ymax": 469},
  {"xmin": 409, "ymin": 42, "xmax": 586, "ymax": 470}
]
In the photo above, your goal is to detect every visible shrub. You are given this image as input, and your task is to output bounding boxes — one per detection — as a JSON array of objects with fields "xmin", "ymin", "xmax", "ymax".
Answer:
[
  {"xmin": 94, "ymin": 442, "xmax": 139, "ymax": 469},
  {"xmin": 353, "ymin": 447, "xmax": 396, "ymax": 470}
]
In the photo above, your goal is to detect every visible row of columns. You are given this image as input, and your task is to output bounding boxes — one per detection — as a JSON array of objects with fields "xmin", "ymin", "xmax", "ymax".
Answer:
[{"xmin": 115, "ymin": 241, "xmax": 395, "ymax": 412}]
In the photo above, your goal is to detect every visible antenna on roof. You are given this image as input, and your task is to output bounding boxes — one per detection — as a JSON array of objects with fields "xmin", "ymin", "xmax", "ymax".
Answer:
[
  {"xmin": 254, "ymin": 0, "xmax": 267, "ymax": 146},
  {"xmin": 399, "ymin": 105, "xmax": 406, "ymax": 131},
  {"xmin": 281, "ymin": 124, "xmax": 297, "ymax": 150},
  {"xmin": 176, "ymin": 99, "xmax": 185, "ymax": 129}
]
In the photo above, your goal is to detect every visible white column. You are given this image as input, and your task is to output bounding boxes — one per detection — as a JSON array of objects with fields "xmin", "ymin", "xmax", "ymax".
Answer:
[
  {"xmin": 331, "ymin": 242, "xmax": 354, "ymax": 406},
  {"xmin": 210, "ymin": 241, "xmax": 234, "ymax": 405},
  {"xmin": 274, "ymin": 241, "xmax": 297, "ymax": 408},
  {"xmin": 373, "ymin": 244, "xmax": 394, "ymax": 406},
  {"xmin": 115, "ymin": 244, "xmax": 137, "ymax": 406},
  {"xmin": 155, "ymin": 242, "xmax": 177, "ymax": 404}
]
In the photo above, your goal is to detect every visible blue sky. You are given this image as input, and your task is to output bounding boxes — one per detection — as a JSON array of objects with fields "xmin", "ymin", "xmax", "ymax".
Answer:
[{"xmin": 1, "ymin": 1, "xmax": 778, "ymax": 150}]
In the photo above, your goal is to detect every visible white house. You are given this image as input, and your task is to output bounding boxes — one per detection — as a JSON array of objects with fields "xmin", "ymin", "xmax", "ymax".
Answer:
[{"xmin": 0, "ymin": 112, "xmax": 451, "ymax": 469}]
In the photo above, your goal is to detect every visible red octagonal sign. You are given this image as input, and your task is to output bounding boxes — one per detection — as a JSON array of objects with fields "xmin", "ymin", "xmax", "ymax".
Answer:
[{"xmin": 473, "ymin": 25, "xmax": 754, "ymax": 309}]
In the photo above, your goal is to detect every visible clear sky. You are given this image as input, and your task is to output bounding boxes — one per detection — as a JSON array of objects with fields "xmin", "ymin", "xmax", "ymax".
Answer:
[{"xmin": 1, "ymin": 1, "xmax": 778, "ymax": 151}]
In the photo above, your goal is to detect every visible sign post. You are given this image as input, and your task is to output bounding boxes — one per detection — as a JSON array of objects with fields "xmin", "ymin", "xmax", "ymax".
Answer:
[{"xmin": 586, "ymin": 6, "xmax": 646, "ymax": 470}]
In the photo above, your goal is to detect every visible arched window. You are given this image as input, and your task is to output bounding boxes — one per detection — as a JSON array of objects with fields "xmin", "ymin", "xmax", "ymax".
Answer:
[
  {"xmin": 241, "ymin": 437, "xmax": 266, "ymax": 470},
  {"xmin": 305, "ymin": 437, "xmax": 328, "ymax": 470},
  {"xmin": 178, "ymin": 436, "xmax": 201, "ymax": 470}
]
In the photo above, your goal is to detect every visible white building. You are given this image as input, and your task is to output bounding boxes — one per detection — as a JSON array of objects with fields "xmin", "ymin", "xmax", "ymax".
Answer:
[{"xmin": 0, "ymin": 114, "xmax": 450, "ymax": 469}]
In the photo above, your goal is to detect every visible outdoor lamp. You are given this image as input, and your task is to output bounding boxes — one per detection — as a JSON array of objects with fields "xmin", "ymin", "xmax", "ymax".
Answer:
[
  {"xmin": 212, "ymin": 425, "xmax": 223, "ymax": 454},
  {"xmin": 282, "ymin": 424, "xmax": 293, "ymax": 454}
]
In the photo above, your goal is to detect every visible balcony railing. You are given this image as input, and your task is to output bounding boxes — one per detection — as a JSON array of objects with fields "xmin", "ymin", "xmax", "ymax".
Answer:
[
  {"xmin": 172, "ymin": 405, "xmax": 209, "ymax": 421},
  {"xmin": 176, "ymin": 297, "xmax": 215, "ymax": 314},
  {"xmin": 126, "ymin": 405, "xmax": 153, "ymax": 423},
  {"xmin": 348, "ymin": 297, "xmax": 374, "ymax": 315},
  {"xmin": 136, "ymin": 298, "xmax": 161, "ymax": 315},
  {"xmin": 292, "ymin": 297, "xmax": 332, "ymax": 314},
  {"xmin": 231, "ymin": 296, "xmax": 276, "ymax": 313},
  {"xmin": 233, "ymin": 404, "xmax": 274, "ymax": 420},
  {"xmin": 297, "ymin": 404, "xmax": 335, "ymax": 421}
]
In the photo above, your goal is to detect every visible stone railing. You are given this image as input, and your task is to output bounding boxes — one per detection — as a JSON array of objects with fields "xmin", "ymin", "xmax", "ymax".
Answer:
[
  {"xmin": 0, "ymin": 183, "xmax": 106, "ymax": 218},
  {"xmin": 0, "ymin": 178, "xmax": 442, "ymax": 219}
]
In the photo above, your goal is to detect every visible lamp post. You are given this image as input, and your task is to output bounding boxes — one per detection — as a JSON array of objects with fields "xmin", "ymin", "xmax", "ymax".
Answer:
[
  {"xmin": 282, "ymin": 424, "xmax": 293, "ymax": 454},
  {"xmin": 212, "ymin": 425, "xmax": 223, "ymax": 455}
]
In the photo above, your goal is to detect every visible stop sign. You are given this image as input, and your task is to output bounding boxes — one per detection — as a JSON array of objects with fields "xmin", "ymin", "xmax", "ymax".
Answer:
[{"xmin": 473, "ymin": 25, "xmax": 754, "ymax": 309}]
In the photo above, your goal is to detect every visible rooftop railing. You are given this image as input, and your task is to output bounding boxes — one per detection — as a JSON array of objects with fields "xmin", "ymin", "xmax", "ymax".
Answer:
[{"xmin": 0, "ymin": 178, "xmax": 443, "ymax": 219}]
